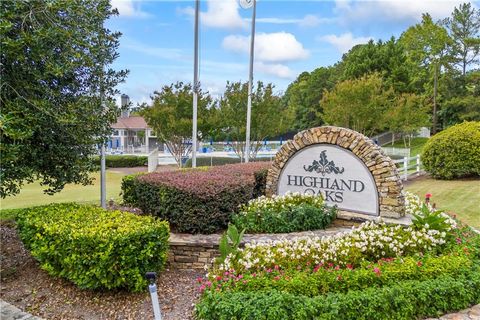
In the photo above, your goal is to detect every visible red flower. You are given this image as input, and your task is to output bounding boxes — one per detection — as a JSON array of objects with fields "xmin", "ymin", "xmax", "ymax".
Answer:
[
  {"xmin": 216, "ymin": 276, "xmax": 222, "ymax": 281},
  {"xmin": 346, "ymin": 264, "xmax": 353, "ymax": 270},
  {"xmin": 197, "ymin": 277, "xmax": 203, "ymax": 283},
  {"xmin": 417, "ymin": 261, "xmax": 423, "ymax": 267},
  {"xmin": 425, "ymin": 193, "xmax": 432, "ymax": 199}
]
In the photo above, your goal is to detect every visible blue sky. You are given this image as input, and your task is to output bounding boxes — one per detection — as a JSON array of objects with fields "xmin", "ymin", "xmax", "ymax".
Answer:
[{"xmin": 107, "ymin": 0, "xmax": 478, "ymax": 105}]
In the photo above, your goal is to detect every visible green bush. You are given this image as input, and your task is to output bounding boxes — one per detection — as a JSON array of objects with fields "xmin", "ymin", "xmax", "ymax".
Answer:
[
  {"xmin": 184, "ymin": 156, "xmax": 271, "ymax": 167},
  {"xmin": 422, "ymin": 121, "xmax": 480, "ymax": 179},
  {"xmin": 206, "ymin": 254, "xmax": 472, "ymax": 297},
  {"xmin": 16, "ymin": 203, "xmax": 169, "ymax": 292},
  {"xmin": 122, "ymin": 162, "xmax": 270, "ymax": 234},
  {"xmin": 92, "ymin": 155, "xmax": 148, "ymax": 168},
  {"xmin": 233, "ymin": 193, "xmax": 337, "ymax": 233},
  {"xmin": 195, "ymin": 270, "xmax": 480, "ymax": 320}
]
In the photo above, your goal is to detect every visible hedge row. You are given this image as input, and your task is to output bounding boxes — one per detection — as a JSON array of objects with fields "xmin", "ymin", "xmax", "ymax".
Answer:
[
  {"xmin": 122, "ymin": 162, "xmax": 270, "ymax": 234},
  {"xmin": 195, "ymin": 270, "xmax": 480, "ymax": 320},
  {"xmin": 92, "ymin": 155, "xmax": 148, "ymax": 168},
  {"xmin": 422, "ymin": 121, "xmax": 480, "ymax": 179},
  {"xmin": 16, "ymin": 203, "xmax": 169, "ymax": 292},
  {"xmin": 184, "ymin": 156, "xmax": 271, "ymax": 167}
]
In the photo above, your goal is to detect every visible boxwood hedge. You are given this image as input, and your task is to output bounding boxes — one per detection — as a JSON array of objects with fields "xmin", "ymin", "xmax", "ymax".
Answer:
[
  {"xmin": 16, "ymin": 203, "xmax": 169, "ymax": 292},
  {"xmin": 92, "ymin": 155, "xmax": 148, "ymax": 168}
]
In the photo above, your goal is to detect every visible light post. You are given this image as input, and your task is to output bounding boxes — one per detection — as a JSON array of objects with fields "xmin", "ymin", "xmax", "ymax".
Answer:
[
  {"xmin": 240, "ymin": 0, "xmax": 256, "ymax": 163},
  {"xmin": 192, "ymin": 0, "xmax": 200, "ymax": 168}
]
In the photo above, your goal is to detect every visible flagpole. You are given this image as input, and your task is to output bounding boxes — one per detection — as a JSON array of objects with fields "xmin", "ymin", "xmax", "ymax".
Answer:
[
  {"xmin": 192, "ymin": 0, "xmax": 200, "ymax": 168},
  {"xmin": 245, "ymin": 0, "xmax": 256, "ymax": 163}
]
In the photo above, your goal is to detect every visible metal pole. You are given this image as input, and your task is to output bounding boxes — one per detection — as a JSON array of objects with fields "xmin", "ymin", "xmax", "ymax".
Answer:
[
  {"xmin": 192, "ymin": 0, "xmax": 200, "ymax": 168},
  {"xmin": 245, "ymin": 0, "xmax": 256, "ymax": 163},
  {"xmin": 100, "ymin": 20, "xmax": 106, "ymax": 209}
]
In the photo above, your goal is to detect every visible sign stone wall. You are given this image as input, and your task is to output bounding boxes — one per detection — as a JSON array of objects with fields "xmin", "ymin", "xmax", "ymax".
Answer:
[{"xmin": 266, "ymin": 126, "xmax": 405, "ymax": 219}]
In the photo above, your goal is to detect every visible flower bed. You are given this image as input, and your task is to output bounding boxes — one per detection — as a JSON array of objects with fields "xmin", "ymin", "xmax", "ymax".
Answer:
[
  {"xmin": 196, "ymin": 192, "xmax": 480, "ymax": 318},
  {"xmin": 122, "ymin": 162, "xmax": 270, "ymax": 234},
  {"xmin": 232, "ymin": 193, "xmax": 337, "ymax": 233}
]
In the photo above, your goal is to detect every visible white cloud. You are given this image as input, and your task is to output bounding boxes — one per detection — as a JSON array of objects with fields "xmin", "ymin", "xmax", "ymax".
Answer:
[
  {"xmin": 254, "ymin": 14, "xmax": 333, "ymax": 27},
  {"xmin": 319, "ymin": 33, "xmax": 372, "ymax": 54},
  {"xmin": 334, "ymin": 0, "xmax": 470, "ymax": 24},
  {"xmin": 179, "ymin": 0, "xmax": 246, "ymax": 29},
  {"xmin": 255, "ymin": 62, "xmax": 293, "ymax": 79},
  {"xmin": 111, "ymin": 0, "xmax": 150, "ymax": 18},
  {"xmin": 222, "ymin": 32, "xmax": 309, "ymax": 62}
]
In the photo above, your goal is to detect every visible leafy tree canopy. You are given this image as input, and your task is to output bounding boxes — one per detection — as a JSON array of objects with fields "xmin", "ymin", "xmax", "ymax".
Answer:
[
  {"xmin": 0, "ymin": 0, "xmax": 128, "ymax": 197},
  {"xmin": 141, "ymin": 82, "xmax": 213, "ymax": 167}
]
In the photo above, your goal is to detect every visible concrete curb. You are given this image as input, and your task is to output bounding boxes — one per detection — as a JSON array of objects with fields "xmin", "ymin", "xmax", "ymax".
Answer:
[{"xmin": 0, "ymin": 300, "xmax": 44, "ymax": 320}]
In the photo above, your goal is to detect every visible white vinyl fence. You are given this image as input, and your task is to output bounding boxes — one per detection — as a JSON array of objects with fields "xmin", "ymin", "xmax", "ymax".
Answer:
[{"xmin": 394, "ymin": 155, "xmax": 422, "ymax": 181}]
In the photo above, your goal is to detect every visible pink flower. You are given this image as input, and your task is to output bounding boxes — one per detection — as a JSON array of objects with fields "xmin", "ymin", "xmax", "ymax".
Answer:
[
  {"xmin": 243, "ymin": 280, "xmax": 248, "ymax": 284},
  {"xmin": 334, "ymin": 265, "xmax": 340, "ymax": 270},
  {"xmin": 373, "ymin": 267, "xmax": 381, "ymax": 276},
  {"xmin": 266, "ymin": 268, "xmax": 272, "ymax": 273},
  {"xmin": 274, "ymin": 265, "xmax": 280, "ymax": 270},
  {"xmin": 252, "ymin": 273, "xmax": 257, "ymax": 277},
  {"xmin": 198, "ymin": 284, "xmax": 206, "ymax": 292},
  {"xmin": 205, "ymin": 281, "xmax": 212, "ymax": 287},
  {"xmin": 456, "ymin": 238, "xmax": 462, "ymax": 244},
  {"xmin": 273, "ymin": 276, "xmax": 281, "ymax": 281},
  {"xmin": 237, "ymin": 274, "xmax": 243, "ymax": 279},
  {"xmin": 346, "ymin": 264, "xmax": 353, "ymax": 270},
  {"xmin": 196, "ymin": 277, "xmax": 203, "ymax": 283}
]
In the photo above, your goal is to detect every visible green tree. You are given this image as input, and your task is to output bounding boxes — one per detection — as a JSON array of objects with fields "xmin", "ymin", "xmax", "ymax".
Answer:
[
  {"xmin": 283, "ymin": 67, "xmax": 338, "ymax": 131},
  {"xmin": 141, "ymin": 82, "xmax": 213, "ymax": 167},
  {"xmin": 217, "ymin": 81, "xmax": 291, "ymax": 160},
  {"xmin": 320, "ymin": 73, "xmax": 392, "ymax": 137},
  {"xmin": 385, "ymin": 93, "xmax": 430, "ymax": 147},
  {"xmin": 442, "ymin": 2, "xmax": 480, "ymax": 76},
  {"xmin": 0, "ymin": 0, "xmax": 128, "ymax": 197},
  {"xmin": 400, "ymin": 14, "xmax": 453, "ymax": 134},
  {"xmin": 340, "ymin": 38, "xmax": 414, "ymax": 93}
]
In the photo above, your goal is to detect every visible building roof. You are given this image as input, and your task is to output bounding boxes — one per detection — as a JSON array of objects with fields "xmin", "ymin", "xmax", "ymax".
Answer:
[{"xmin": 111, "ymin": 116, "xmax": 148, "ymax": 130}]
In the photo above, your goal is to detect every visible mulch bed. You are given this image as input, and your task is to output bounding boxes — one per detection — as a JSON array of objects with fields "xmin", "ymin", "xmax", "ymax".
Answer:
[{"xmin": 0, "ymin": 222, "xmax": 203, "ymax": 320}]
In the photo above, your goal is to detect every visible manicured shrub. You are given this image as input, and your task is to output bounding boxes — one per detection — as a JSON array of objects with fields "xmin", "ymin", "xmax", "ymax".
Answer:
[
  {"xmin": 184, "ymin": 156, "xmax": 271, "ymax": 167},
  {"xmin": 92, "ymin": 155, "xmax": 148, "ymax": 168},
  {"xmin": 195, "ymin": 271, "xmax": 480, "ymax": 320},
  {"xmin": 232, "ymin": 193, "xmax": 337, "ymax": 233},
  {"xmin": 422, "ymin": 121, "xmax": 480, "ymax": 179},
  {"xmin": 123, "ymin": 162, "xmax": 271, "ymax": 234},
  {"xmin": 16, "ymin": 203, "xmax": 169, "ymax": 292}
]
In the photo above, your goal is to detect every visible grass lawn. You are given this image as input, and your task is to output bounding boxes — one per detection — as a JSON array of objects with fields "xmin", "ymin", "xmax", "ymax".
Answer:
[
  {"xmin": 0, "ymin": 170, "xmax": 129, "ymax": 211},
  {"xmin": 406, "ymin": 177, "xmax": 480, "ymax": 228}
]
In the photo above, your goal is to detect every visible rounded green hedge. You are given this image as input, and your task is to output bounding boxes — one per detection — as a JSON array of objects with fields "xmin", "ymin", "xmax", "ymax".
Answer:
[
  {"xmin": 422, "ymin": 121, "xmax": 480, "ymax": 179},
  {"xmin": 16, "ymin": 203, "xmax": 169, "ymax": 292}
]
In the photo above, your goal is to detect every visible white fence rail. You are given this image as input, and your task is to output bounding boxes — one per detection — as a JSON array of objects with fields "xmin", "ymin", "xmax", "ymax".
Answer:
[
  {"xmin": 394, "ymin": 154, "xmax": 422, "ymax": 181},
  {"xmin": 382, "ymin": 147, "xmax": 410, "ymax": 158}
]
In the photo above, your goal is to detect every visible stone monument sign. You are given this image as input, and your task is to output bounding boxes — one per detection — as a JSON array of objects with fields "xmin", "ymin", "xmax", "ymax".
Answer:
[{"xmin": 266, "ymin": 126, "xmax": 405, "ymax": 219}]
